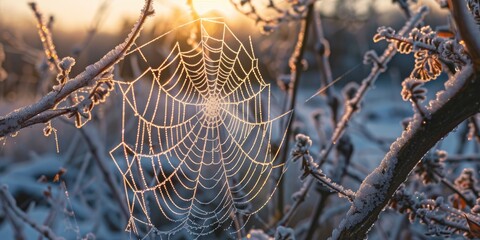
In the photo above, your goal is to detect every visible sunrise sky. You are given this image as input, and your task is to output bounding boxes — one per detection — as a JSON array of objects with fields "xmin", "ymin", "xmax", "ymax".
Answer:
[
  {"xmin": 0, "ymin": 0, "xmax": 237, "ymax": 33},
  {"xmin": 0, "ymin": 0, "xmax": 443, "ymax": 35}
]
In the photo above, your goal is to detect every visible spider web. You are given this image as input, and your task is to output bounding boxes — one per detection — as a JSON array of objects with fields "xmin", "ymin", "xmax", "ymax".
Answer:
[{"xmin": 110, "ymin": 19, "xmax": 290, "ymax": 238}]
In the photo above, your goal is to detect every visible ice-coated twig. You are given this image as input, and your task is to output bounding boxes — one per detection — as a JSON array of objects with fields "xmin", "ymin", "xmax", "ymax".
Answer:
[
  {"xmin": 0, "ymin": 185, "xmax": 64, "ymax": 240},
  {"xmin": 0, "ymin": 194, "xmax": 26, "ymax": 240},
  {"xmin": 300, "ymin": 154, "xmax": 355, "ymax": 202},
  {"xmin": 0, "ymin": 0, "xmax": 154, "ymax": 137},
  {"xmin": 28, "ymin": 2, "xmax": 60, "ymax": 71},
  {"xmin": 330, "ymin": 5, "xmax": 429, "ymax": 146}
]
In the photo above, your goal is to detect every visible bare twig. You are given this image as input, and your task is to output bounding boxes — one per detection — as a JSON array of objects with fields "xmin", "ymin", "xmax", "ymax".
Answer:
[
  {"xmin": 0, "ymin": 185, "xmax": 64, "ymax": 240},
  {"xmin": 276, "ymin": 3, "xmax": 314, "ymax": 217}
]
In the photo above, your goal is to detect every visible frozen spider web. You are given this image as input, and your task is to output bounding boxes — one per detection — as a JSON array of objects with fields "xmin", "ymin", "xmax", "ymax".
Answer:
[{"xmin": 110, "ymin": 19, "xmax": 290, "ymax": 238}]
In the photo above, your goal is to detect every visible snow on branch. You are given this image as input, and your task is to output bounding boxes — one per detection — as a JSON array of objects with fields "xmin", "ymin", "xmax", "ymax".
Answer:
[
  {"xmin": 0, "ymin": 0, "xmax": 154, "ymax": 137},
  {"xmin": 332, "ymin": 56, "xmax": 480, "ymax": 239}
]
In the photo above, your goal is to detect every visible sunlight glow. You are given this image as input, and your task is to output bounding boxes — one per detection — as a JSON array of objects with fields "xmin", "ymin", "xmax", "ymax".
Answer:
[{"xmin": 192, "ymin": 0, "xmax": 233, "ymax": 15}]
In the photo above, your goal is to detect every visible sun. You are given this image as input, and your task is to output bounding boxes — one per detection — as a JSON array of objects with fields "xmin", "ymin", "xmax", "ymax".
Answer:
[{"xmin": 192, "ymin": 0, "xmax": 234, "ymax": 15}]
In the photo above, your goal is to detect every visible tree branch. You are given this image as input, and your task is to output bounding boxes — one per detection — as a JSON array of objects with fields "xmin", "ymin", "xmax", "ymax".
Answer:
[
  {"xmin": 0, "ymin": 0, "xmax": 154, "ymax": 137},
  {"xmin": 333, "ymin": 65, "xmax": 480, "ymax": 239}
]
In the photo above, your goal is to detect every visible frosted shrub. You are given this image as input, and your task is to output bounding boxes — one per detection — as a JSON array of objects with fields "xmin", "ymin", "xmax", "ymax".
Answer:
[{"xmin": 2, "ymin": 0, "xmax": 480, "ymax": 239}]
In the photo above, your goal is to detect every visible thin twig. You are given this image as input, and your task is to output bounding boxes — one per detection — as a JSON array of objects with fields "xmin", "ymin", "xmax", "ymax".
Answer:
[
  {"xmin": 276, "ymin": 3, "xmax": 314, "ymax": 217},
  {"xmin": 0, "ymin": 185, "xmax": 64, "ymax": 240}
]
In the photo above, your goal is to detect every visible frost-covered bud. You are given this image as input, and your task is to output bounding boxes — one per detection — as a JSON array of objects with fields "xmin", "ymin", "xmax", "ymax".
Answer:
[
  {"xmin": 56, "ymin": 57, "xmax": 76, "ymax": 85},
  {"xmin": 435, "ymin": 150, "xmax": 447, "ymax": 162},
  {"xmin": 58, "ymin": 56, "xmax": 76, "ymax": 72},
  {"xmin": 292, "ymin": 134, "xmax": 312, "ymax": 157},
  {"xmin": 439, "ymin": 40, "xmax": 467, "ymax": 66},
  {"xmin": 373, "ymin": 26, "xmax": 395, "ymax": 43}
]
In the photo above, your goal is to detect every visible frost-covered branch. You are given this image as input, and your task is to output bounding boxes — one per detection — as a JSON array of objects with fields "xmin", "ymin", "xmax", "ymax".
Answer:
[
  {"xmin": 277, "ymin": 5, "xmax": 428, "ymax": 228},
  {"xmin": 0, "ymin": 0, "xmax": 154, "ymax": 137},
  {"xmin": 332, "ymin": 64, "xmax": 480, "ymax": 239},
  {"xmin": 292, "ymin": 134, "xmax": 355, "ymax": 202},
  {"xmin": 0, "ymin": 185, "xmax": 64, "ymax": 240},
  {"xmin": 330, "ymin": 6, "xmax": 429, "ymax": 145}
]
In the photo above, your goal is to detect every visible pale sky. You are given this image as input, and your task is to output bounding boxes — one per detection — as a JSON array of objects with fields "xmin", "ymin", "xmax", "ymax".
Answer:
[
  {"xmin": 0, "ymin": 0, "xmax": 443, "ymax": 34},
  {"xmin": 0, "ymin": 0, "xmax": 237, "ymax": 33}
]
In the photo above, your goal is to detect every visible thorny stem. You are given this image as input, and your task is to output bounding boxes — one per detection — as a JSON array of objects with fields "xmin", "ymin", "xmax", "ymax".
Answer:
[
  {"xmin": 0, "ymin": 0, "xmax": 154, "ymax": 137},
  {"xmin": 276, "ymin": 3, "xmax": 314, "ymax": 218},
  {"xmin": 0, "ymin": 186, "xmax": 64, "ymax": 240}
]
